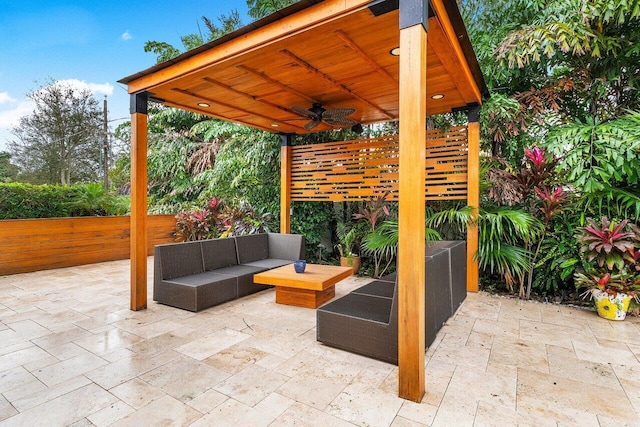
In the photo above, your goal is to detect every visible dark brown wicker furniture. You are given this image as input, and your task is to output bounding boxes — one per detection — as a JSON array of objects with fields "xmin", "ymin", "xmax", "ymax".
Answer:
[
  {"xmin": 153, "ymin": 233, "xmax": 305, "ymax": 312},
  {"xmin": 316, "ymin": 241, "xmax": 466, "ymax": 364}
]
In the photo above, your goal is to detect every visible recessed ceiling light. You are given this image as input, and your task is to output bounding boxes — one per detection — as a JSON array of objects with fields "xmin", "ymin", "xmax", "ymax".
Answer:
[
  {"xmin": 389, "ymin": 47, "xmax": 400, "ymax": 56},
  {"xmin": 197, "ymin": 102, "xmax": 210, "ymax": 108},
  {"xmin": 271, "ymin": 123, "xmax": 279, "ymax": 127},
  {"xmin": 431, "ymin": 94, "xmax": 445, "ymax": 100}
]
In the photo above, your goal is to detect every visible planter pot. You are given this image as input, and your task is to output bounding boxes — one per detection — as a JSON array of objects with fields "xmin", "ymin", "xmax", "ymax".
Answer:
[
  {"xmin": 340, "ymin": 256, "xmax": 360, "ymax": 274},
  {"xmin": 593, "ymin": 290, "xmax": 632, "ymax": 321}
]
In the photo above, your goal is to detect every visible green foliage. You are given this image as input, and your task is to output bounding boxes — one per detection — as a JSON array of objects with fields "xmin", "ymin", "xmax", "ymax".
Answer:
[
  {"xmin": 530, "ymin": 210, "xmax": 583, "ymax": 296},
  {"xmin": 361, "ymin": 218, "xmax": 441, "ymax": 278},
  {"xmin": 545, "ymin": 111, "xmax": 640, "ymax": 193},
  {"xmin": 65, "ymin": 183, "xmax": 129, "ymax": 216},
  {"xmin": 0, "ymin": 182, "xmax": 129, "ymax": 219},
  {"xmin": 477, "ymin": 206, "xmax": 543, "ymax": 290},
  {"xmin": 192, "ymin": 121, "xmax": 281, "ymax": 217},
  {"xmin": 0, "ymin": 152, "xmax": 19, "ymax": 182},
  {"xmin": 246, "ymin": 0, "xmax": 297, "ymax": 19},
  {"xmin": 291, "ymin": 202, "xmax": 333, "ymax": 260}
]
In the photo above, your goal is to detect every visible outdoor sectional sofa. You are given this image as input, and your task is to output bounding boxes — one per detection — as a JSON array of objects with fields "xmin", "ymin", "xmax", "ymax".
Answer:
[
  {"xmin": 153, "ymin": 233, "xmax": 305, "ymax": 312},
  {"xmin": 316, "ymin": 240, "xmax": 466, "ymax": 364}
]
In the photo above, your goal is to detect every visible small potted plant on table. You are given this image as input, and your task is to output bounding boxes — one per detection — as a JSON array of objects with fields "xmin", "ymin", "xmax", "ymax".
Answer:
[{"xmin": 574, "ymin": 216, "xmax": 640, "ymax": 320}]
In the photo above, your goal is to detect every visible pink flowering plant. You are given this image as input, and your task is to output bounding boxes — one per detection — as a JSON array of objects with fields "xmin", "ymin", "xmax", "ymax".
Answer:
[{"xmin": 574, "ymin": 216, "xmax": 640, "ymax": 307}]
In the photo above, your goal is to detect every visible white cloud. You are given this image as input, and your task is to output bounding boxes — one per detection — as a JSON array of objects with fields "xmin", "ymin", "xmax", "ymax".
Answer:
[
  {"xmin": 0, "ymin": 92, "xmax": 16, "ymax": 105},
  {"xmin": 54, "ymin": 79, "xmax": 114, "ymax": 96},
  {"xmin": 0, "ymin": 99, "xmax": 35, "ymax": 129},
  {"xmin": 121, "ymin": 31, "xmax": 132, "ymax": 41}
]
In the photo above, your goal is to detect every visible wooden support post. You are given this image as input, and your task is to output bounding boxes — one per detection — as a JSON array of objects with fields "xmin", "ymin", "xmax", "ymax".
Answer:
[
  {"xmin": 466, "ymin": 105, "xmax": 480, "ymax": 292},
  {"xmin": 398, "ymin": 0, "xmax": 428, "ymax": 402},
  {"xmin": 130, "ymin": 92, "xmax": 148, "ymax": 311},
  {"xmin": 280, "ymin": 134, "xmax": 292, "ymax": 234}
]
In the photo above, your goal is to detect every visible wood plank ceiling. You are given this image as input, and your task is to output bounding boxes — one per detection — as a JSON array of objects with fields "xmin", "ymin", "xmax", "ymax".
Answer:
[{"xmin": 120, "ymin": 0, "xmax": 486, "ymax": 134}]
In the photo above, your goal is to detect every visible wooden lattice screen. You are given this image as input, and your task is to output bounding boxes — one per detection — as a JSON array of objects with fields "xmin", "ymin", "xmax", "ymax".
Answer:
[{"xmin": 290, "ymin": 126, "xmax": 469, "ymax": 202}]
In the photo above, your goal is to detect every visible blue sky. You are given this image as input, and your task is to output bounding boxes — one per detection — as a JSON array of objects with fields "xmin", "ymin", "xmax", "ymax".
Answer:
[{"xmin": 0, "ymin": 0, "xmax": 250, "ymax": 150}]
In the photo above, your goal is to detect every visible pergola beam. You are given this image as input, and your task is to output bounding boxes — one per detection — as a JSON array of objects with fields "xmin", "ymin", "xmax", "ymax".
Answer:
[
  {"xmin": 238, "ymin": 64, "xmax": 319, "ymax": 105},
  {"xmin": 130, "ymin": 92, "xmax": 149, "ymax": 311},
  {"xmin": 466, "ymin": 105, "xmax": 480, "ymax": 291},
  {"xmin": 280, "ymin": 49, "xmax": 394, "ymax": 120},
  {"xmin": 202, "ymin": 77, "xmax": 301, "ymax": 118},
  {"xmin": 397, "ymin": 0, "xmax": 428, "ymax": 402}
]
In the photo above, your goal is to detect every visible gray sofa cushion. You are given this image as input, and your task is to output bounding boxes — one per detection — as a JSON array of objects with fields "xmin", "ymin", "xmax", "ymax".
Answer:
[
  {"xmin": 351, "ymin": 280, "xmax": 395, "ymax": 299},
  {"xmin": 165, "ymin": 270, "xmax": 235, "ymax": 286},
  {"xmin": 268, "ymin": 233, "xmax": 305, "ymax": 260},
  {"xmin": 158, "ymin": 241, "xmax": 204, "ymax": 280},
  {"xmin": 201, "ymin": 237, "xmax": 238, "ymax": 271},
  {"xmin": 235, "ymin": 234, "xmax": 269, "ymax": 263},
  {"xmin": 242, "ymin": 258, "xmax": 293, "ymax": 269}
]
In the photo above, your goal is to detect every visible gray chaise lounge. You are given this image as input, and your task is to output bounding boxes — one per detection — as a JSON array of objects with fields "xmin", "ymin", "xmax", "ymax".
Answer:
[
  {"xmin": 154, "ymin": 233, "xmax": 305, "ymax": 312},
  {"xmin": 316, "ymin": 241, "xmax": 466, "ymax": 364}
]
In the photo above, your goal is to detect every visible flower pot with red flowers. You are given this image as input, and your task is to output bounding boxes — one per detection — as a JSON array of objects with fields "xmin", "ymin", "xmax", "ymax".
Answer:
[{"xmin": 574, "ymin": 216, "xmax": 640, "ymax": 320}]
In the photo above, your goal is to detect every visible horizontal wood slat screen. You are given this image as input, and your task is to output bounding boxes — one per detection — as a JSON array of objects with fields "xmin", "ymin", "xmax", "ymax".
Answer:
[
  {"xmin": 290, "ymin": 126, "xmax": 468, "ymax": 201},
  {"xmin": 0, "ymin": 215, "xmax": 177, "ymax": 276}
]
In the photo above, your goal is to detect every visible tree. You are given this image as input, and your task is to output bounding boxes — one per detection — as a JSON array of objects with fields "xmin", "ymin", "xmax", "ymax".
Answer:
[
  {"xmin": 0, "ymin": 152, "xmax": 19, "ymax": 182},
  {"xmin": 9, "ymin": 80, "xmax": 104, "ymax": 185},
  {"xmin": 144, "ymin": 0, "xmax": 297, "ymax": 63}
]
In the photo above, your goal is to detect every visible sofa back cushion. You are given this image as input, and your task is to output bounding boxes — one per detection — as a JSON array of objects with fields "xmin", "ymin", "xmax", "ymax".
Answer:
[
  {"xmin": 158, "ymin": 241, "xmax": 204, "ymax": 280},
  {"xmin": 267, "ymin": 233, "xmax": 305, "ymax": 260},
  {"xmin": 235, "ymin": 233, "xmax": 269, "ymax": 263},
  {"xmin": 201, "ymin": 238, "xmax": 238, "ymax": 271}
]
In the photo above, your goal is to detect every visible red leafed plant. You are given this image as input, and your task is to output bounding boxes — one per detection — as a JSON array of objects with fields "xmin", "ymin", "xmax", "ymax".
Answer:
[
  {"xmin": 574, "ymin": 216, "xmax": 640, "ymax": 302},
  {"xmin": 576, "ymin": 216, "xmax": 635, "ymax": 271}
]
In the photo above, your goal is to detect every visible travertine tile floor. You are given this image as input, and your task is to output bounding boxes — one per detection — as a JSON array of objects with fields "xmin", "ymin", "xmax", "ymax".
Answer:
[{"xmin": 0, "ymin": 258, "xmax": 639, "ymax": 426}]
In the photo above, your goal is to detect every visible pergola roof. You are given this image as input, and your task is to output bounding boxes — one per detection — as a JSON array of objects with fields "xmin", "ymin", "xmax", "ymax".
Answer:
[{"xmin": 119, "ymin": 0, "xmax": 487, "ymax": 134}]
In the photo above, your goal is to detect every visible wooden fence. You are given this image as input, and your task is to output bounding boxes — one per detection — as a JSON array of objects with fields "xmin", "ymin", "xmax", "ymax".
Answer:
[
  {"xmin": 0, "ymin": 215, "xmax": 177, "ymax": 275},
  {"xmin": 290, "ymin": 127, "xmax": 468, "ymax": 201}
]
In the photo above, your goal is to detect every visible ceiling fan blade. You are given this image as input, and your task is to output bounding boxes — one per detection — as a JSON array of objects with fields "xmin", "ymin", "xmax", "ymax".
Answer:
[
  {"xmin": 324, "ymin": 116, "xmax": 357, "ymax": 127},
  {"xmin": 304, "ymin": 120, "xmax": 321, "ymax": 130},
  {"xmin": 322, "ymin": 108, "xmax": 356, "ymax": 119},
  {"xmin": 291, "ymin": 106, "xmax": 316, "ymax": 118}
]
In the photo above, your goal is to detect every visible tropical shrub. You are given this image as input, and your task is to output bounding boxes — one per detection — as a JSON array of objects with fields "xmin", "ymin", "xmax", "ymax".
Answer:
[
  {"xmin": 573, "ymin": 216, "xmax": 640, "ymax": 310},
  {"xmin": 174, "ymin": 197, "xmax": 274, "ymax": 241},
  {"xmin": 0, "ymin": 182, "xmax": 129, "ymax": 219}
]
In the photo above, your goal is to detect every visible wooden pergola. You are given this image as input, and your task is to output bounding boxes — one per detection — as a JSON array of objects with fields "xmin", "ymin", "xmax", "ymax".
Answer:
[{"xmin": 119, "ymin": 0, "xmax": 486, "ymax": 402}]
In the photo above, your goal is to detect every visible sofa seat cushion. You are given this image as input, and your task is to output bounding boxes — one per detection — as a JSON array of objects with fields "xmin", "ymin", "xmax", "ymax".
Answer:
[
  {"xmin": 242, "ymin": 259, "xmax": 293, "ymax": 270},
  {"xmin": 166, "ymin": 271, "xmax": 235, "ymax": 286},
  {"xmin": 318, "ymin": 293, "xmax": 393, "ymax": 324},
  {"xmin": 213, "ymin": 264, "xmax": 267, "ymax": 277},
  {"xmin": 351, "ymin": 280, "xmax": 395, "ymax": 299},
  {"xmin": 157, "ymin": 273, "xmax": 237, "ymax": 312}
]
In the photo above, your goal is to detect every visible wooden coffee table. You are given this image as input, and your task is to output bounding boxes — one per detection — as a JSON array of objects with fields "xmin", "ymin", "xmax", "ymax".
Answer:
[{"xmin": 253, "ymin": 263, "xmax": 353, "ymax": 308}]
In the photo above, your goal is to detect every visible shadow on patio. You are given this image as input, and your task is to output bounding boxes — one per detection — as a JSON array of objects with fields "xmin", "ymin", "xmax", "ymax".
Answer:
[{"xmin": 0, "ymin": 258, "xmax": 638, "ymax": 426}]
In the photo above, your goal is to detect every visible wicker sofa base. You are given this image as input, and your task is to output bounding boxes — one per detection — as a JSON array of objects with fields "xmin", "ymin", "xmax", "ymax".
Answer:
[
  {"xmin": 317, "ymin": 241, "xmax": 467, "ymax": 364},
  {"xmin": 154, "ymin": 233, "xmax": 304, "ymax": 312}
]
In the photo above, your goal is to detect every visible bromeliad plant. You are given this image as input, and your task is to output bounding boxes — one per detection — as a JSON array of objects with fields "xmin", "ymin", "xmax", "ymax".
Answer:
[{"xmin": 574, "ymin": 216, "xmax": 640, "ymax": 310}]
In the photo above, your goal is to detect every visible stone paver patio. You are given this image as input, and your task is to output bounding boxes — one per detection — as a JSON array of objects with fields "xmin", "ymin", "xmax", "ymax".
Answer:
[{"xmin": 0, "ymin": 258, "xmax": 638, "ymax": 426}]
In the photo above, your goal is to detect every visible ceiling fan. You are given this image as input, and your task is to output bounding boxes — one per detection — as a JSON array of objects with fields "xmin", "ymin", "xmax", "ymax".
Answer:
[{"xmin": 291, "ymin": 103, "xmax": 357, "ymax": 130}]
